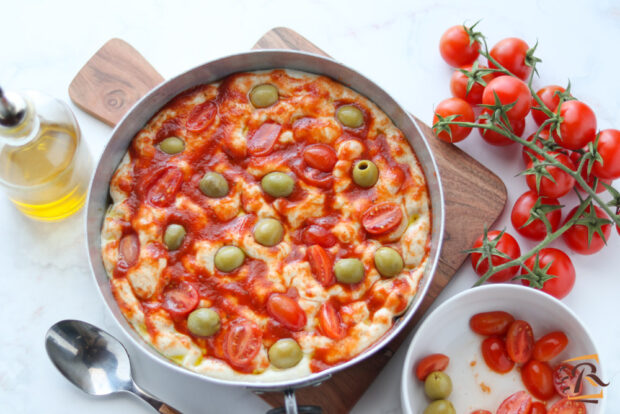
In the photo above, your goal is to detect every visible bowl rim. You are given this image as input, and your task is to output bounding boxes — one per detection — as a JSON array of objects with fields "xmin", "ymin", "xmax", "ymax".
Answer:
[{"xmin": 400, "ymin": 284, "xmax": 605, "ymax": 413}]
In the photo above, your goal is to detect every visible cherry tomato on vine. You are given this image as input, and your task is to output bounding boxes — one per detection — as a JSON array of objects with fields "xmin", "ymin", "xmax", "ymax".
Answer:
[
  {"xmin": 552, "ymin": 100, "xmax": 597, "ymax": 150},
  {"xmin": 570, "ymin": 151, "xmax": 612, "ymax": 194},
  {"xmin": 591, "ymin": 128, "xmax": 620, "ymax": 180},
  {"xmin": 433, "ymin": 97, "xmax": 475, "ymax": 143},
  {"xmin": 450, "ymin": 64, "xmax": 495, "ymax": 104},
  {"xmin": 469, "ymin": 311, "xmax": 515, "ymax": 336},
  {"xmin": 525, "ymin": 151, "xmax": 576, "ymax": 199},
  {"xmin": 439, "ymin": 25, "xmax": 480, "ymax": 67},
  {"xmin": 478, "ymin": 109, "xmax": 525, "ymax": 146},
  {"xmin": 530, "ymin": 402, "xmax": 547, "ymax": 414},
  {"xmin": 505, "ymin": 320, "xmax": 534, "ymax": 363},
  {"xmin": 561, "ymin": 205, "xmax": 612, "ymax": 255},
  {"xmin": 482, "ymin": 76, "xmax": 532, "ymax": 120},
  {"xmin": 489, "ymin": 38, "xmax": 532, "ymax": 80},
  {"xmin": 553, "ymin": 363, "xmax": 582, "ymax": 397},
  {"xmin": 532, "ymin": 85, "xmax": 566, "ymax": 127},
  {"xmin": 497, "ymin": 391, "xmax": 532, "ymax": 414},
  {"xmin": 521, "ymin": 360, "xmax": 555, "ymax": 400},
  {"xmin": 522, "ymin": 130, "xmax": 552, "ymax": 165},
  {"xmin": 470, "ymin": 230, "xmax": 521, "ymax": 282},
  {"xmin": 521, "ymin": 248, "xmax": 576, "ymax": 299},
  {"xmin": 548, "ymin": 399, "xmax": 586, "ymax": 414},
  {"xmin": 533, "ymin": 331, "xmax": 568, "ymax": 361},
  {"xmin": 415, "ymin": 353, "xmax": 449, "ymax": 381},
  {"xmin": 511, "ymin": 191, "xmax": 562, "ymax": 241},
  {"xmin": 481, "ymin": 336, "xmax": 515, "ymax": 373}
]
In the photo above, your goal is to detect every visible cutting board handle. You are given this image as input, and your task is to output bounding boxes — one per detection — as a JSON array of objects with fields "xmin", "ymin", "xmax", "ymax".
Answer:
[{"xmin": 68, "ymin": 38, "xmax": 164, "ymax": 126}]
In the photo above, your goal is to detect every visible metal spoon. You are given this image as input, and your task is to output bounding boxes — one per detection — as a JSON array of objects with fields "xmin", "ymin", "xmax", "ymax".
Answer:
[{"xmin": 45, "ymin": 319, "xmax": 182, "ymax": 414}]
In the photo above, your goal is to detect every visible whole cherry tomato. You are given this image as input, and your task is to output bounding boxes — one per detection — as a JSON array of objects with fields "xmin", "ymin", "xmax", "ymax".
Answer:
[
  {"xmin": 433, "ymin": 97, "xmax": 475, "ymax": 143},
  {"xmin": 497, "ymin": 391, "xmax": 532, "ymax": 414},
  {"xmin": 591, "ymin": 129, "xmax": 620, "ymax": 180},
  {"xmin": 530, "ymin": 402, "xmax": 547, "ymax": 414},
  {"xmin": 561, "ymin": 205, "xmax": 611, "ymax": 255},
  {"xmin": 505, "ymin": 320, "xmax": 534, "ymax": 363},
  {"xmin": 510, "ymin": 191, "xmax": 562, "ymax": 241},
  {"xmin": 533, "ymin": 331, "xmax": 568, "ymax": 361},
  {"xmin": 522, "ymin": 130, "xmax": 554, "ymax": 165},
  {"xmin": 489, "ymin": 37, "xmax": 531, "ymax": 80},
  {"xmin": 318, "ymin": 301, "xmax": 346, "ymax": 340},
  {"xmin": 450, "ymin": 64, "xmax": 495, "ymax": 104},
  {"xmin": 553, "ymin": 363, "xmax": 582, "ymax": 397},
  {"xmin": 548, "ymin": 399, "xmax": 586, "ymax": 414},
  {"xmin": 521, "ymin": 248, "xmax": 576, "ymax": 299},
  {"xmin": 532, "ymin": 85, "xmax": 566, "ymax": 127},
  {"xmin": 415, "ymin": 353, "xmax": 449, "ymax": 381},
  {"xmin": 482, "ymin": 76, "xmax": 532, "ymax": 120},
  {"xmin": 525, "ymin": 152, "xmax": 576, "ymax": 199},
  {"xmin": 266, "ymin": 293, "xmax": 307, "ymax": 331},
  {"xmin": 361, "ymin": 202, "xmax": 403, "ymax": 235},
  {"xmin": 552, "ymin": 100, "xmax": 597, "ymax": 150},
  {"xmin": 303, "ymin": 144, "xmax": 338, "ymax": 172},
  {"xmin": 478, "ymin": 109, "xmax": 525, "ymax": 146},
  {"xmin": 225, "ymin": 319, "xmax": 262, "ymax": 368},
  {"xmin": 481, "ymin": 336, "xmax": 515, "ymax": 373},
  {"xmin": 469, "ymin": 311, "xmax": 515, "ymax": 336},
  {"xmin": 470, "ymin": 230, "xmax": 521, "ymax": 283},
  {"xmin": 439, "ymin": 25, "xmax": 480, "ymax": 67},
  {"xmin": 570, "ymin": 150, "xmax": 612, "ymax": 193},
  {"xmin": 521, "ymin": 360, "xmax": 555, "ymax": 400}
]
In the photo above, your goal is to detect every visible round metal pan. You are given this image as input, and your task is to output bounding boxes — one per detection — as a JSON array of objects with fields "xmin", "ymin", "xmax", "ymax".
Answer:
[{"xmin": 85, "ymin": 49, "xmax": 444, "ymax": 408}]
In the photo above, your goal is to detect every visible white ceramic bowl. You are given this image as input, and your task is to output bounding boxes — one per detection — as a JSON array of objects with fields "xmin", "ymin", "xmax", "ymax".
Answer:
[{"xmin": 401, "ymin": 284, "xmax": 605, "ymax": 414}]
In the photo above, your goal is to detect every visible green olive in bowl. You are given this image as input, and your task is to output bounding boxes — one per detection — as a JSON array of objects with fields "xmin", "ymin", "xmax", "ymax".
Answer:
[
  {"xmin": 424, "ymin": 371, "xmax": 452, "ymax": 400},
  {"xmin": 423, "ymin": 400, "xmax": 455, "ymax": 414}
]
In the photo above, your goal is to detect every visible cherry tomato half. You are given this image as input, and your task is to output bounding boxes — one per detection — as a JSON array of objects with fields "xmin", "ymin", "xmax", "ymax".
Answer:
[
  {"xmin": 553, "ymin": 363, "xmax": 582, "ymax": 397},
  {"xmin": 481, "ymin": 336, "xmax": 515, "ymax": 373},
  {"xmin": 511, "ymin": 191, "xmax": 562, "ymax": 241},
  {"xmin": 248, "ymin": 122, "xmax": 281, "ymax": 156},
  {"xmin": 479, "ymin": 109, "xmax": 525, "ymax": 146},
  {"xmin": 532, "ymin": 85, "xmax": 566, "ymax": 127},
  {"xmin": 552, "ymin": 100, "xmax": 597, "ymax": 150},
  {"xmin": 489, "ymin": 38, "xmax": 531, "ymax": 80},
  {"xmin": 591, "ymin": 128, "xmax": 620, "ymax": 180},
  {"xmin": 415, "ymin": 353, "xmax": 450, "ymax": 381},
  {"xmin": 522, "ymin": 360, "xmax": 555, "ymax": 400},
  {"xmin": 186, "ymin": 100, "xmax": 217, "ymax": 132},
  {"xmin": 534, "ymin": 331, "xmax": 568, "ymax": 362},
  {"xmin": 361, "ymin": 202, "xmax": 403, "ymax": 235},
  {"xmin": 562, "ymin": 205, "xmax": 611, "ymax": 255},
  {"xmin": 266, "ymin": 293, "xmax": 307, "ymax": 331},
  {"xmin": 318, "ymin": 301, "xmax": 345, "ymax": 340},
  {"xmin": 470, "ymin": 411, "xmax": 492, "ymax": 414},
  {"xmin": 450, "ymin": 64, "xmax": 495, "ymax": 105},
  {"xmin": 505, "ymin": 320, "xmax": 534, "ymax": 364},
  {"xmin": 146, "ymin": 167, "xmax": 183, "ymax": 207},
  {"xmin": 303, "ymin": 144, "xmax": 338, "ymax": 172},
  {"xmin": 525, "ymin": 152, "xmax": 576, "ymax": 199},
  {"xmin": 302, "ymin": 225, "xmax": 337, "ymax": 248},
  {"xmin": 307, "ymin": 245, "xmax": 334, "ymax": 287},
  {"xmin": 469, "ymin": 311, "xmax": 515, "ymax": 336},
  {"xmin": 470, "ymin": 230, "xmax": 521, "ymax": 283},
  {"xmin": 497, "ymin": 391, "xmax": 532, "ymax": 414},
  {"xmin": 482, "ymin": 76, "xmax": 531, "ymax": 120},
  {"xmin": 433, "ymin": 97, "xmax": 475, "ymax": 143},
  {"xmin": 119, "ymin": 233, "xmax": 140, "ymax": 267},
  {"xmin": 163, "ymin": 282, "xmax": 199, "ymax": 317},
  {"xmin": 548, "ymin": 399, "xmax": 586, "ymax": 414},
  {"xmin": 530, "ymin": 401, "xmax": 547, "ymax": 414},
  {"xmin": 521, "ymin": 248, "xmax": 576, "ymax": 299},
  {"xmin": 225, "ymin": 319, "xmax": 262, "ymax": 368},
  {"xmin": 439, "ymin": 25, "xmax": 480, "ymax": 67}
]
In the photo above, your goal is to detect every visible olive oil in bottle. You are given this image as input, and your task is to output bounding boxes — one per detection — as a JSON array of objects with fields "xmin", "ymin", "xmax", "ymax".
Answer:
[{"xmin": 0, "ymin": 88, "xmax": 91, "ymax": 221}]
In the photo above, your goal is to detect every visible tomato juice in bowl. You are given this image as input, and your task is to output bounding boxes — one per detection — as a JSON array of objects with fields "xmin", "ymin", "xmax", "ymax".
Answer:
[{"xmin": 401, "ymin": 284, "xmax": 605, "ymax": 414}]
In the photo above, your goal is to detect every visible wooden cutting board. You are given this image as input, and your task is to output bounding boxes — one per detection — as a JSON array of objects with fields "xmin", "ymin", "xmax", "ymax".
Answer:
[{"xmin": 69, "ymin": 27, "xmax": 507, "ymax": 414}]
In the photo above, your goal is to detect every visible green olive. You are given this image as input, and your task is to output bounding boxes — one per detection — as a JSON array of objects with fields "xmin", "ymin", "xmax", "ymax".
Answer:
[
  {"xmin": 423, "ymin": 400, "xmax": 455, "ymax": 414},
  {"xmin": 352, "ymin": 160, "xmax": 379, "ymax": 188},
  {"xmin": 261, "ymin": 172, "xmax": 295, "ymax": 198},
  {"xmin": 249, "ymin": 84, "xmax": 279, "ymax": 108},
  {"xmin": 253, "ymin": 218, "xmax": 284, "ymax": 246},
  {"xmin": 199, "ymin": 172, "xmax": 229, "ymax": 198},
  {"xmin": 334, "ymin": 258, "xmax": 365, "ymax": 284},
  {"xmin": 268, "ymin": 338, "xmax": 303, "ymax": 369},
  {"xmin": 187, "ymin": 308, "xmax": 221, "ymax": 337},
  {"xmin": 159, "ymin": 136, "xmax": 185, "ymax": 154},
  {"xmin": 374, "ymin": 247, "xmax": 404, "ymax": 278},
  {"xmin": 424, "ymin": 371, "xmax": 452, "ymax": 400},
  {"xmin": 163, "ymin": 224, "xmax": 186, "ymax": 250},
  {"xmin": 214, "ymin": 246, "xmax": 245, "ymax": 272},
  {"xmin": 336, "ymin": 105, "xmax": 364, "ymax": 128}
]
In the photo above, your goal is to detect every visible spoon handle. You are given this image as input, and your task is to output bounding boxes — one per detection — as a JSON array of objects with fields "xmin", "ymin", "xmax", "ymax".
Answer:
[{"xmin": 130, "ymin": 381, "xmax": 183, "ymax": 414}]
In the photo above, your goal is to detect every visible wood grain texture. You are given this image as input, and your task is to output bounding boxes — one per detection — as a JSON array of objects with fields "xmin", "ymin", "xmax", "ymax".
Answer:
[
  {"xmin": 158, "ymin": 404, "xmax": 181, "ymax": 414},
  {"xmin": 68, "ymin": 28, "xmax": 506, "ymax": 414},
  {"xmin": 69, "ymin": 38, "xmax": 164, "ymax": 126}
]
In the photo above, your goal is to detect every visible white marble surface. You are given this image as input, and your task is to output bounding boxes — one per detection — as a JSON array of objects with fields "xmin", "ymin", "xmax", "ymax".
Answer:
[{"xmin": 1, "ymin": 0, "xmax": 619, "ymax": 412}]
